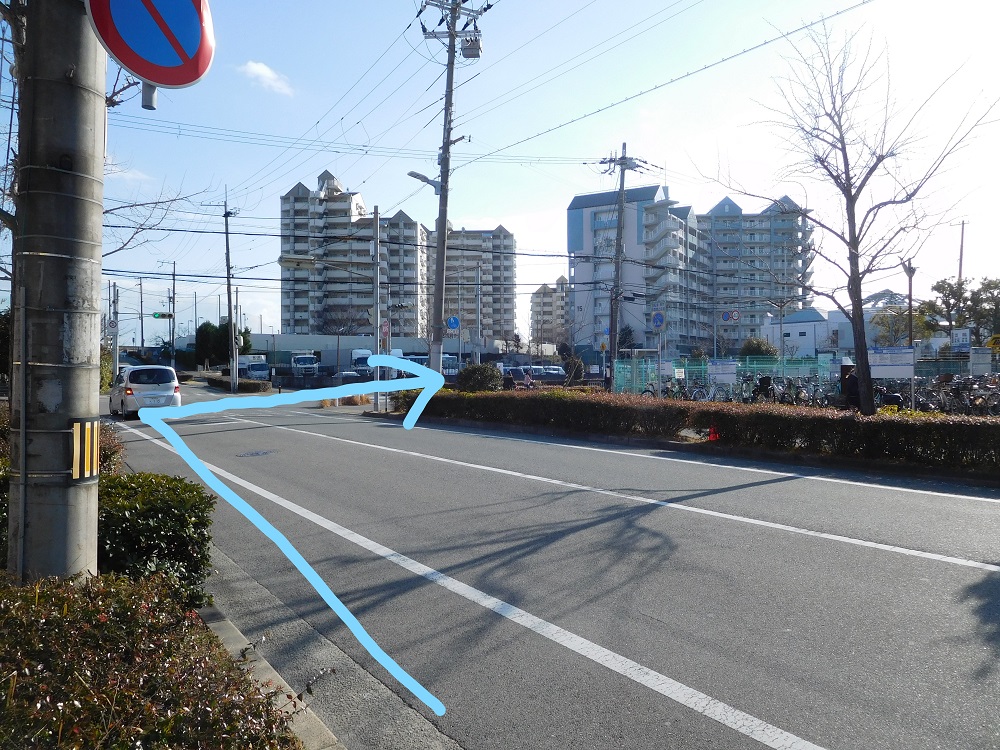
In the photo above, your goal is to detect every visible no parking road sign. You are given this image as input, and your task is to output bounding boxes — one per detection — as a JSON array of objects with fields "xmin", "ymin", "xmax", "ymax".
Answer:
[{"xmin": 86, "ymin": 0, "xmax": 216, "ymax": 88}]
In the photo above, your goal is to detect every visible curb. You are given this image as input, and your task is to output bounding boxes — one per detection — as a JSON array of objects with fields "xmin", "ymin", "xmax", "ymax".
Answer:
[{"xmin": 198, "ymin": 604, "xmax": 348, "ymax": 750}]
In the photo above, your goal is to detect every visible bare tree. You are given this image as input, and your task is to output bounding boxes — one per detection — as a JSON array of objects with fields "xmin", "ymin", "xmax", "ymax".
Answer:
[{"xmin": 762, "ymin": 25, "xmax": 997, "ymax": 413}]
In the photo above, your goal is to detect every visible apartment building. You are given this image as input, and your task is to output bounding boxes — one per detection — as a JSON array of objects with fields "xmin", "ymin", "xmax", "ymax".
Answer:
[
  {"xmin": 427, "ymin": 224, "xmax": 517, "ymax": 342},
  {"xmin": 530, "ymin": 276, "xmax": 568, "ymax": 349},
  {"xmin": 278, "ymin": 172, "xmax": 431, "ymax": 338},
  {"xmin": 697, "ymin": 196, "xmax": 815, "ymax": 354},
  {"xmin": 640, "ymin": 198, "xmax": 712, "ymax": 355},
  {"xmin": 567, "ymin": 186, "xmax": 664, "ymax": 352}
]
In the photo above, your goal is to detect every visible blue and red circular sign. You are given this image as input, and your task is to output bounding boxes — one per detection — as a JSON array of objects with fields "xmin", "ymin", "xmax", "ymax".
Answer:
[{"xmin": 86, "ymin": 0, "xmax": 215, "ymax": 88}]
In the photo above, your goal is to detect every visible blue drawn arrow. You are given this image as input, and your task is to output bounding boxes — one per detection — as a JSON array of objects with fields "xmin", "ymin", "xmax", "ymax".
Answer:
[{"xmin": 138, "ymin": 356, "xmax": 446, "ymax": 715}]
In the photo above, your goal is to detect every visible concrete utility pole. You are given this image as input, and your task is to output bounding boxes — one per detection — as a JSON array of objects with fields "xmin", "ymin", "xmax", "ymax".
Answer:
[
  {"xmin": 138, "ymin": 277, "xmax": 144, "ymax": 349},
  {"xmin": 223, "ymin": 199, "xmax": 238, "ymax": 393},
  {"xmin": 422, "ymin": 0, "xmax": 486, "ymax": 373},
  {"xmin": 372, "ymin": 205, "xmax": 380, "ymax": 406},
  {"xmin": 602, "ymin": 143, "xmax": 640, "ymax": 369},
  {"xmin": 7, "ymin": 0, "xmax": 107, "ymax": 581},
  {"xmin": 170, "ymin": 261, "xmax": 176, "ymax": 370}
]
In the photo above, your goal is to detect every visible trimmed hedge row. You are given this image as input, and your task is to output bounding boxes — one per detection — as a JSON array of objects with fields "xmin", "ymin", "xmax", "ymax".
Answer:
[
  {"xmin": 205, "ymin": 374, "xmax": 273, "ymax": 393},
  {"xmin": 0, "ymin": 573, "xmax": 304, "ymax": 749},
  {"xmin": 391, "ymin": 389, "xmax": 1000, "ymax": 473}
]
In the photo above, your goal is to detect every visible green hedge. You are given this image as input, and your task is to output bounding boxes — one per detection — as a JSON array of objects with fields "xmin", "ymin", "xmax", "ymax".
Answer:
[
  {"xmin": 392, "ymin": 389, "xmax": 1000, "ymax": 473},
  {"xmin": 205, "ymin": 374, "xmax": 273, "ymax": 393},
  {"xmin": 456, "ymin": 363, "xmax": 502, "ymax": 392},
  {"xmin": 0, "ymin": 573, "xmax": 303, "ymax": 749},
  {"xmin": 97, "ymin": 473, "xmax": 216, "ymax": 608}
]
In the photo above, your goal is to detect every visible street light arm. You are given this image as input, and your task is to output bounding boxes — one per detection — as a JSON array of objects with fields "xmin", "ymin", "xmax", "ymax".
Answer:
[{"xmin": 407, "ymin": 171, "xmax": 442, "ymax": 195}]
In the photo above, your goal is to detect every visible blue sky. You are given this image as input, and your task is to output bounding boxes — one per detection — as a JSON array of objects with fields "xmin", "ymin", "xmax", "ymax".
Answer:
[{"xmin": 5, "ymin": 0, "xmax": 996, "ymax": 346}]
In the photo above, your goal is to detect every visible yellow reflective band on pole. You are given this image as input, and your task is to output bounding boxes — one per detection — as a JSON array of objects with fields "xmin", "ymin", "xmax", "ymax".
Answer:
[{"xmin": 71, "ymin": 418, "xmax": 100, "ymax": 480}]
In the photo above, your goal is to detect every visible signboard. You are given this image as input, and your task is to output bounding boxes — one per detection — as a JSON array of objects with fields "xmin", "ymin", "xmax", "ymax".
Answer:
[
  {"xmin": 651, "ymin": 311, "xmax": 665, "ymax": 330},
  {"xmin": 721, "ymin": 310, "xmax": 740, "ymax": 322},
  {"xmin": 951, "ymin": 327, "xmax": 971, "ymax": 353},
  {"xmin": 707, "ymin": 359, "xmax": 738, "ymax": 384},
  {"xmin": 381, "ymin": 319, "xmax": 390, "ymax": 338},
  {"xmin": 107, "ymin": 319, "xmax": 119, "ymax": 332},
  {"xmin": 651, "ymin": 302, "xmax": 665, "ymax": 312},
  {"xmin": 869, "ymin": 347, "xmax": 915, "ymax": 379},
  {"xmin": 674, "ymin": 368, "xmax": 685, "ymax": 380},
  {"xmin": 85, "ymin": 0, "xmax": 216, "ymax": 88},
  {"xmin": 446, "ymin": 315, "xmax": 460, "ymax": 330}
]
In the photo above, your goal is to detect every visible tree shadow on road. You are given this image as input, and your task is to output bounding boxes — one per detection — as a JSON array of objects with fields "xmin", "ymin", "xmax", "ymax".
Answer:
[{"xmin": 959, "ymin": 572, "xmax": 1000, "ymax": 679}]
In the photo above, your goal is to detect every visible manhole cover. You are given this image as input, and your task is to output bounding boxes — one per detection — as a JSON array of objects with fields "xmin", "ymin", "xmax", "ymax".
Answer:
[{"xmin": 236, "ymin": 449, "xmax": 276, "ymax": 458}]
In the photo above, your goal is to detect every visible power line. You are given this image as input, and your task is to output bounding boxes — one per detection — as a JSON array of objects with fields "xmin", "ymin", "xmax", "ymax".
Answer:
[{"xmin": 454, "ymin": 0, "xmax": 874, "ymax": 172}]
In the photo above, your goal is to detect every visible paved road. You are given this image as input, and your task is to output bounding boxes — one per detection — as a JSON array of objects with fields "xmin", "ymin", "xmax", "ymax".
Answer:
[{"xmin": 111, "ymin": 382, "xmax": 1000, "ymax": 750}]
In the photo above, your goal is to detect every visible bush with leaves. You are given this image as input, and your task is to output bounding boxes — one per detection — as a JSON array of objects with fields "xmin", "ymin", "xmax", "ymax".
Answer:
[
  {"xmin": 205, "ymin": 373, "xmax": 273, "ymax": 393},
  {"xmin": 98, "ymin": 473, "xmax": 216, "ymax": 608},
  {"xmin": 456, "ymin": 363, "xmax": 503, "ymax": 392},
  {"xmin": 0, "ymin": 573, "xmax": 304, "ymax": 749},
  {"xmin": 390, "ymin": 388, "xmax": 1000, "ymax": 473}
]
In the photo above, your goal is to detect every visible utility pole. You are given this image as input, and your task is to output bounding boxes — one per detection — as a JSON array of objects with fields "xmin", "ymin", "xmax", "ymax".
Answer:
[
  {"xmin": 475, "ymin": 264, "xmax": 482, "ymax": 365},
  {"xmin": 112, "ymin": 284, "xmax": 119, "ymax": 378},
  {"xmin": 373, "ymin": 205, "xmax": 380, "ymax": 408},
  {"xmin": 422, "ymin": 0, "xmax": 487, "ymax": 373},
  {"xmin": 138, "ymin": 277, "xmax": 144, "ymax": 349},
  {"xmin": 170, "ymin": 261, "xmax": 176, "ymax": 370},
  {"xmin": 7, "ymin": 0, "xmax": 107, "ymax": 581},
  {"xmin": 958, "ymin": 220, "xmax": 966, "ymax": 285},
  {"xmin": 601, "ymin": 143, "xmax": 640, "ymax": 370},
  {"xmin": 205, "ymin": 195, "xmax": 240, "ymax": 393}
]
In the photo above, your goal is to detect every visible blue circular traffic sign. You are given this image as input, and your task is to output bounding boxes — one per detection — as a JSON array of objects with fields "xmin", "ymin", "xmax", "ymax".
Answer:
[
  {"xmin": 447, "ymin": 316, "xmax": 460, "ymax": 330},
  {"xmin": 652, "ymin": 312, "xmax": 665, "ymax": 330},
  {"xmin": 86, "ymin": 0, "xmax": 216, "ymax": 88}
]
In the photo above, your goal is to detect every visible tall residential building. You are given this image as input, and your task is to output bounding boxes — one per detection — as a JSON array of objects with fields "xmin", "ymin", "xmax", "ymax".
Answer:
[
  {"xmin": 279, "ymin": 172, "xmax": 431, "ymax": 338},
  {"xmin": 530, "ymin": 276, "xmax": 568, "ymax": 349},
  {"xmin": 427, "ymin": 224, "xmax": 517, "ymax": 342},
  {"xmin": 697, "ymin": 196, "xmax": 815, "ymax": 354},
  {"xmin": 640, "ymin": 198, "xmax": 713, "ymax": 355},
  {"xmin": 567, "ymin": 186, "xmax": 665, "ymax": 353}
]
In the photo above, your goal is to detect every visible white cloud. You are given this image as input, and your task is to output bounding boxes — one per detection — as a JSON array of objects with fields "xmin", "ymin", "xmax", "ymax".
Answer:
[{"xmin": 238, "ymin": 61, "xmax": 293, "ymax": 97}]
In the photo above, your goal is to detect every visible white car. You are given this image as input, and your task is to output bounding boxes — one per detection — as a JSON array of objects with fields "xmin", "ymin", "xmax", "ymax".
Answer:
[{"xmin": 109, "ymin": 365, "xmax": 181, "ymax": 419}]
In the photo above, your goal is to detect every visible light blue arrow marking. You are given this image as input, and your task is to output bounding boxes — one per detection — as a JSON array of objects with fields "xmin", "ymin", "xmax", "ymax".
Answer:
[{"xmin": 138, "ymin": 356, "xmax": 446, "ymax": 715}]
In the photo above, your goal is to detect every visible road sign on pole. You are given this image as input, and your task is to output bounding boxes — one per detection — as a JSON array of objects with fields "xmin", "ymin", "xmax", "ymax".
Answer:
[
  {"xmin": 85, "ymin": 0, "xmax": 216, "ymax": 88},
  {"xmin": 652, "ymin": 311, "xmax": 665, "ymax": 330},
  {"xmin": 447, "ymin": 315, "xmax": 460, "ymax": 330},
  {"xmin": 381, "ymin": 319, "xmax": 390, "ymax": 338}
]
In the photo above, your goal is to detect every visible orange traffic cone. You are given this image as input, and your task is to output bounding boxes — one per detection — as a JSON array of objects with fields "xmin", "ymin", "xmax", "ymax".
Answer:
[{"xmin": 708, "ymin": 426, "xmax": 720, "ymax": 441}]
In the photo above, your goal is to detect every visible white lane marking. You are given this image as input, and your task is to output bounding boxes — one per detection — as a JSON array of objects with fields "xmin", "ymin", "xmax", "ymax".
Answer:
[
  {"xmin": 118, "ymin": 421, "xmax": 828, "ymax": 750},
  {"xmin": 286, "ymin": 410, "xmax": 368, "ymax": 422},
  {"xmin": 398, "ymin": 423, "xmax": 1000, "ymax": 505},
  {"xmin": 229, "ymin": 417, "xmax": 1000, "ymax": 574}
]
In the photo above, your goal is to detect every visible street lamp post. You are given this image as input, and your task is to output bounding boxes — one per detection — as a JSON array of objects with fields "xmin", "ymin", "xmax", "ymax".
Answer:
[{"xmin": 902, "ymin": 260, "xmax": 917, "ymax": 346}]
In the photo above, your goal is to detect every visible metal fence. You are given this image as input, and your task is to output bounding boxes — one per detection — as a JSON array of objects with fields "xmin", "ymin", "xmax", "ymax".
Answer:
[{"xmin": 612, "ymin": 354, "xmax": 995, "ymax": 395}]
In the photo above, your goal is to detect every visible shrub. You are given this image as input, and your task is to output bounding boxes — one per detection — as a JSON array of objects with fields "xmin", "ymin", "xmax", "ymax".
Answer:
[
  {"xmin": 456, "ymin": 363, "xmax": 502, "ymax": 392},
  {"xmin": 0, "ymin": 573, "xmax": 304, "ymax": 749},
  {"xmin": 98, "ymin": 473, "xmax": 216, "ymax": 608},
  {"xmin": 205, "ymin": 374, "xmax": 272, "ymax": 393}
]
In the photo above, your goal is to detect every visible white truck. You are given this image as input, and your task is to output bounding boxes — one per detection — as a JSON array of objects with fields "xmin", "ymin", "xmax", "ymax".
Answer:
[
  {"xmin": 237, "ymin": 354, "xmax": 270, "ymax": 381},
  {"xmin": 290, "ymin": 350, "xmax": 320, "ymax": 377},
  {"xmin": 350, "ymin": 348, "xmax": 374, "ymax": 378}
]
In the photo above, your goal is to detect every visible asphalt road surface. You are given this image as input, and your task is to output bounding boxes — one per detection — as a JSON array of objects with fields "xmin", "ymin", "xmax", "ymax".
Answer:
[{"xmin": 110, "ymin": 382, "xmax": 1000, "ymax": 750}]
